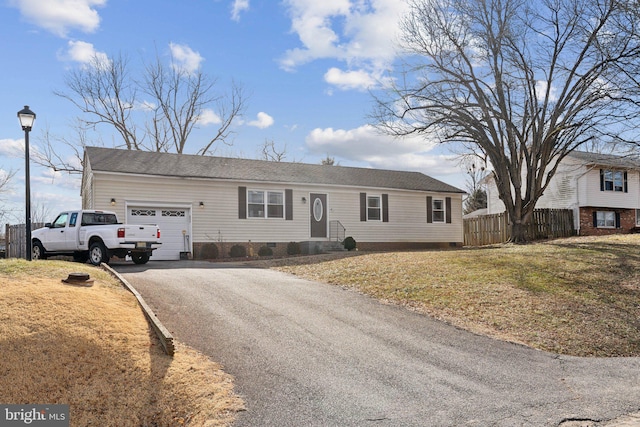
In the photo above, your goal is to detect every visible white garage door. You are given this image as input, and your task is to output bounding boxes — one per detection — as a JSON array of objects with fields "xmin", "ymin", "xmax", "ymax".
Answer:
[{"xmin": 127, "ymin": 206, "xmax": 191, "ymax": 261}]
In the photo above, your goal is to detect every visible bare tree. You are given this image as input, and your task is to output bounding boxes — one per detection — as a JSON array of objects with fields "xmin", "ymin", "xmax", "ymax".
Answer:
[
  {"xmin": 30, "ymin": 201, "xmax": 53, "ymax": 224},
  {"xmin": 33, "ymin": 122, "xmax": 91, "ymax": 174},
  {"xmin": 0, "ymin": 168, "xmax": 16, "ymax": 224},
  {"xmin": 374, "ymin": 0, "xmax": 640, "ymax": 242},
  {"xmin": 260, "ymin": 139, "xmax": 288, "ymax": 162},
  {"xmin": 321, "ymin": 156, "xmax": 336, "ymax": 165},
  {"xmin": 41, "ymin": 49, "xmax": 248, "ymax": 173},
  {"xmin": 56, "ymin": 53, "xmax": 140, "ymax": 152},
  {"xmin": 463, "ymin": 163, "xmax": 487, "ymax": 215}
]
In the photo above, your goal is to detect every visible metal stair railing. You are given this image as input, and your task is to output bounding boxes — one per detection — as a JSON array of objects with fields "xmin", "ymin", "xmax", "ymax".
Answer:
[{"xmin": 329, "ymin": 220, "xmax": 346, "ymax": 242}]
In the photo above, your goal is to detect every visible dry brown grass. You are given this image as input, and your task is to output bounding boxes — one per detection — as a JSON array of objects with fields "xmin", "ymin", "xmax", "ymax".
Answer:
[
  {"xmin": 272, "ymin": 234, "xmax": 640, "ymax": 357},
  {"xmin": 0, "ymin": 260, "xmax": 243, "ymax": 426}
]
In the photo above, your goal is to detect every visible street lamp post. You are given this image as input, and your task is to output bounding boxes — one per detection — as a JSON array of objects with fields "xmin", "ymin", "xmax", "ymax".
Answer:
[{"xmin": 17, "ymin": 106, "xmax": 36, "ymax": 261}]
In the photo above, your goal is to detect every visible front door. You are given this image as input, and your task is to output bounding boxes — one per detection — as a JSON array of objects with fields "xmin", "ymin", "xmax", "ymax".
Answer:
[{"xmin": 310, "ymin": 193, "xmax": 327, "ymax": 238}]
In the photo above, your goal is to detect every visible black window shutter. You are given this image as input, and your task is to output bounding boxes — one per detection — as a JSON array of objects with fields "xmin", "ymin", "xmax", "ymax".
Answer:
[
  {"xmin": 382, "ymin": 194, "xmax": 389, "ymax": 222},
  {"xmin": 360, "ymin": 193, "xmax": 367, "ymax": 221},
  {"xmin": 238, "ymin": 186, "xmax": 247, "ymax": 219},
  {"xmin": 600, "ymin": 169, "xmax": 604, "ymax": 191},
  {"xmin": 615, "ymin": 212, "xmax": 621, "ymax": 228},
  {"xmin": 593, "ymin": 211, "xmax": 598, "ymax": 227},
  {"xmin": 427, "ymin": 196, "xmax": 433, "ymax": 223},
  {"xmin": 445, "ymin": 197, "xmax": 452, "ymax": 223},
  {"xmin": 624, "ymin": 171, "xmax": 628, "ymax": 193},
  {"xmin": 285, "ymin": 189, "xmax": 293, "ymax": 220}
]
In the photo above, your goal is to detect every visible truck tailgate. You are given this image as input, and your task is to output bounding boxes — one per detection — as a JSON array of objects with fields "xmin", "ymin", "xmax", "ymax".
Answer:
[{"xmin": 123, "ymin": 224, "xmax": 159, "ymax": 241}]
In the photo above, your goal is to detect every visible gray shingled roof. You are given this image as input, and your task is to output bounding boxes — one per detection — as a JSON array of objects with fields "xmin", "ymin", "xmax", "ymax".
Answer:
[
  {"xmin": 568, "ymin": 150, "xmax": 640, "ymax": 169},
  {"xmin": 85, "ymin": 146, "xmax": 465, "ymax": 193}
]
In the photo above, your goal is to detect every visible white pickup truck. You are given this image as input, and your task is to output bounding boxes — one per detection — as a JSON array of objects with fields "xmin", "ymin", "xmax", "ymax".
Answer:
[{"xmin": 31, "ymin": 210, "xmax": 161, "ymax": 265}]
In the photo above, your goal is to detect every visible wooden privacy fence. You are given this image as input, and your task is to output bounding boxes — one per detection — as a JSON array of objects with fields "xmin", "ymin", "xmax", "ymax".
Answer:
[
  {"xmin": 464, "ymin": 209, "xmax": 574, "ymax": 246},
  {"xmin": 5, "ymin": 223, "xmax": 45, "ymax": 259}
]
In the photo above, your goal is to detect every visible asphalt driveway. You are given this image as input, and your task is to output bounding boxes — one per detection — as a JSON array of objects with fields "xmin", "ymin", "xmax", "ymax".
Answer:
[{"xmin": 115, "ymin": 260, "xmax": 640, "ymax": 426}]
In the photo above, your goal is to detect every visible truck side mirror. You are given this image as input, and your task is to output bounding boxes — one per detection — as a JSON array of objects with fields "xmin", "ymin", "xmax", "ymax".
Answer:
[{"xmin": 45, "ymin": 223, "xmax": 52, "ymax": 228}]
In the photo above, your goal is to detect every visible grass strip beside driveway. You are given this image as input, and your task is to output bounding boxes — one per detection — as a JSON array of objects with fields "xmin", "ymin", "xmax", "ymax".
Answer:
[
  {"xmin": 274, "ymin": 235, "xmax": 640, "ymax": 357},
  {"xmin": 0, "ymin": 259, "xmax": 243, "ymax": 426}
]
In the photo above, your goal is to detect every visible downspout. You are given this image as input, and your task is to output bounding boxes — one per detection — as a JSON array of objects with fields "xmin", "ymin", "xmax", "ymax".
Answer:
[{"xmin": 575, "ymin": 164, "xmax": 597, "ymax": 236}]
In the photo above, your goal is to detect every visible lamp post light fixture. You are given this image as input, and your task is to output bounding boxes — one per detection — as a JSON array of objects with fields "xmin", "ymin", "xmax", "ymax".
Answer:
[{"xmin": 17, "ymin": 106, "xmax": 36, "ymax": 261}]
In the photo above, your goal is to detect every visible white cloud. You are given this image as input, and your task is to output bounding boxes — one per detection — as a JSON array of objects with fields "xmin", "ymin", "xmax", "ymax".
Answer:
[
  {"xmin": 324, "ymin": 67, "xmax": 377, "ymax": 91},
  {"xmin": 0, "ymin": 139, "xmax": 25, "ymax": 158},
  {"xmin": 305, "ymin": 124, "xmax": 461, "ymax": 177},
  {"xmin": 34, "ymin": 167, "xmax": 81, "ymax": 190},
  {"xmin": 280, "ymin": 0, "xmax": 408, "ymax": 79},
  {"xmin": 247, "ymin": 112, "xmax": 274, "ymax": 129},
  {"xmin": 306, "ymin": 124, "xmax": 429, "ymax": 159},
  {"xmin": 535, "ymin": 80, "xmax": 559, "ymax": 102},
  {"xmin": 9, "ymin": 0, "xmax": 106, "ymax": 37},
  {"xmin": 197, "ymin": 109, "xmax": 222, "ymax": 126},
  {"xmin": 63, "ymin": 40, "xmax": 109, "ymax": 66},
  {"xmin": 231, "ymin": 0, "xmax": 250, "ymax": 21},
  {"xmin": 169, "ymin": 43, "xmax": 204, "ymax": 74}
]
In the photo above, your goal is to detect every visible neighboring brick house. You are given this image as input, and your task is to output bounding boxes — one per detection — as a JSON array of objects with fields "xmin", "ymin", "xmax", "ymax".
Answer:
[{"xmin": 485, "ymin": 151, "xmax": 640, "ymax": 236}]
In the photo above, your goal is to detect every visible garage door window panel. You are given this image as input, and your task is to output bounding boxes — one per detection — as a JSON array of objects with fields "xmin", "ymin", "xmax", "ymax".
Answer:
[
  {"xmin": 162, "ymin": 210, "xmax": 186, "ymax": 217},
  {"xmin": 131, "ymin": 209, "xmax": 156, "ymax": 217}
]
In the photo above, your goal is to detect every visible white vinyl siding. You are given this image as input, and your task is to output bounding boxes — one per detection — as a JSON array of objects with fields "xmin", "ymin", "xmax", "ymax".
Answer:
[
  {"xmin": 86, "ymin": 172, "xmax": 464, "ymax": 245},
  {"xmin": 582, "ymin": 168, "xmax": 638, "ymax": 209}
]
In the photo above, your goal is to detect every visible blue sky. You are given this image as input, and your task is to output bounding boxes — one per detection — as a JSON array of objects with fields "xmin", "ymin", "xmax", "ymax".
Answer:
[{"xmin": 0, "ymin": 0, "xmax": 465, "ymax": 223}]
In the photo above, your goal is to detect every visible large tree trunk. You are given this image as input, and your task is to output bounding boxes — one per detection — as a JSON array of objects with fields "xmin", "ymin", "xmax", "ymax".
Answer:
[
  {"xmin": 510, "ymin": 221, "xmax": 528, "ymax": 243},
  {"xmin": 508, "ymin": 208, "xmax": 534, "ymax": 244}
]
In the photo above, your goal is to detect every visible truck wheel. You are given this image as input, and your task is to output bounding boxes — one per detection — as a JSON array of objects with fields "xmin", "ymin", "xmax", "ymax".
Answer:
[
  {"xmin": 32, "ymin": 241, "xmax": 47, "ymax": 260},
  {"xmin": 131, "ymin": 252, "xmax": 150, "ymax": 265},
  {"xmin": 89, "ymin": 242, "xmax": 109, "ymax": 266}
]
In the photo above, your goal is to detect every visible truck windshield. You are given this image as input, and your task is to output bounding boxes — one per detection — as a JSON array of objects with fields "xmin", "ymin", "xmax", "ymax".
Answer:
[{"xmin": 81, "ymin": 213, "xmax": 119, "ymax": 226}]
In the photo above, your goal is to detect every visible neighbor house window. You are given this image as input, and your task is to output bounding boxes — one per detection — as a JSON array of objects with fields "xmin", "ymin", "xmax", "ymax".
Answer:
[
  {"xmin": 248, "ymin": 190, "xmax": 284, "ymax": 218},
  {"xmin": 432, "ymin": 199, "xmax": 445, "ymax": 222},
  {"xmin": 596, "ymin": 211, "xmax": 616, "ymax": 228},
  {"xmin": 637, "ymin": 209, "xmax": 640, "ymax": 227},
  {"xmin": 367, "ymin": 196, "xmax": 381, "ymax": 221},
  {"xmin": 600, "ymin": 169, "xmax": 627, "ymax": 192}
]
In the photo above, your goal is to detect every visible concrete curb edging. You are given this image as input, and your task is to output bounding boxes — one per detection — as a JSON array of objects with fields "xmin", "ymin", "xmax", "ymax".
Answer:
[{"xmin": 101, "ymin": 263, "xmax": 175, "ymax": 356}]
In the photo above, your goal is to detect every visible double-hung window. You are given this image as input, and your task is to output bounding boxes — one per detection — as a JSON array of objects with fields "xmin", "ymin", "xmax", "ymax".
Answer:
[
  {"xmin": 601, "ymin": 169, "xmax": 627, "ymax": 192},
  {"xmin": 432, "ymin": 199, "xmax": 445, "ymax": 222},
  {"xmin": 367, "ymin": 196, "xmax": 381, "ymax": 221},
  {"xmin": 248, "ymin": 190, "xmax": 284, "ymax": 219},
  {"xmin": 267, "ymin": 191, "xmax": 284, "ymax": 218},
  {"xmin": 596, "ymin": 211, "xmax": 616, "ymax": 228}
]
